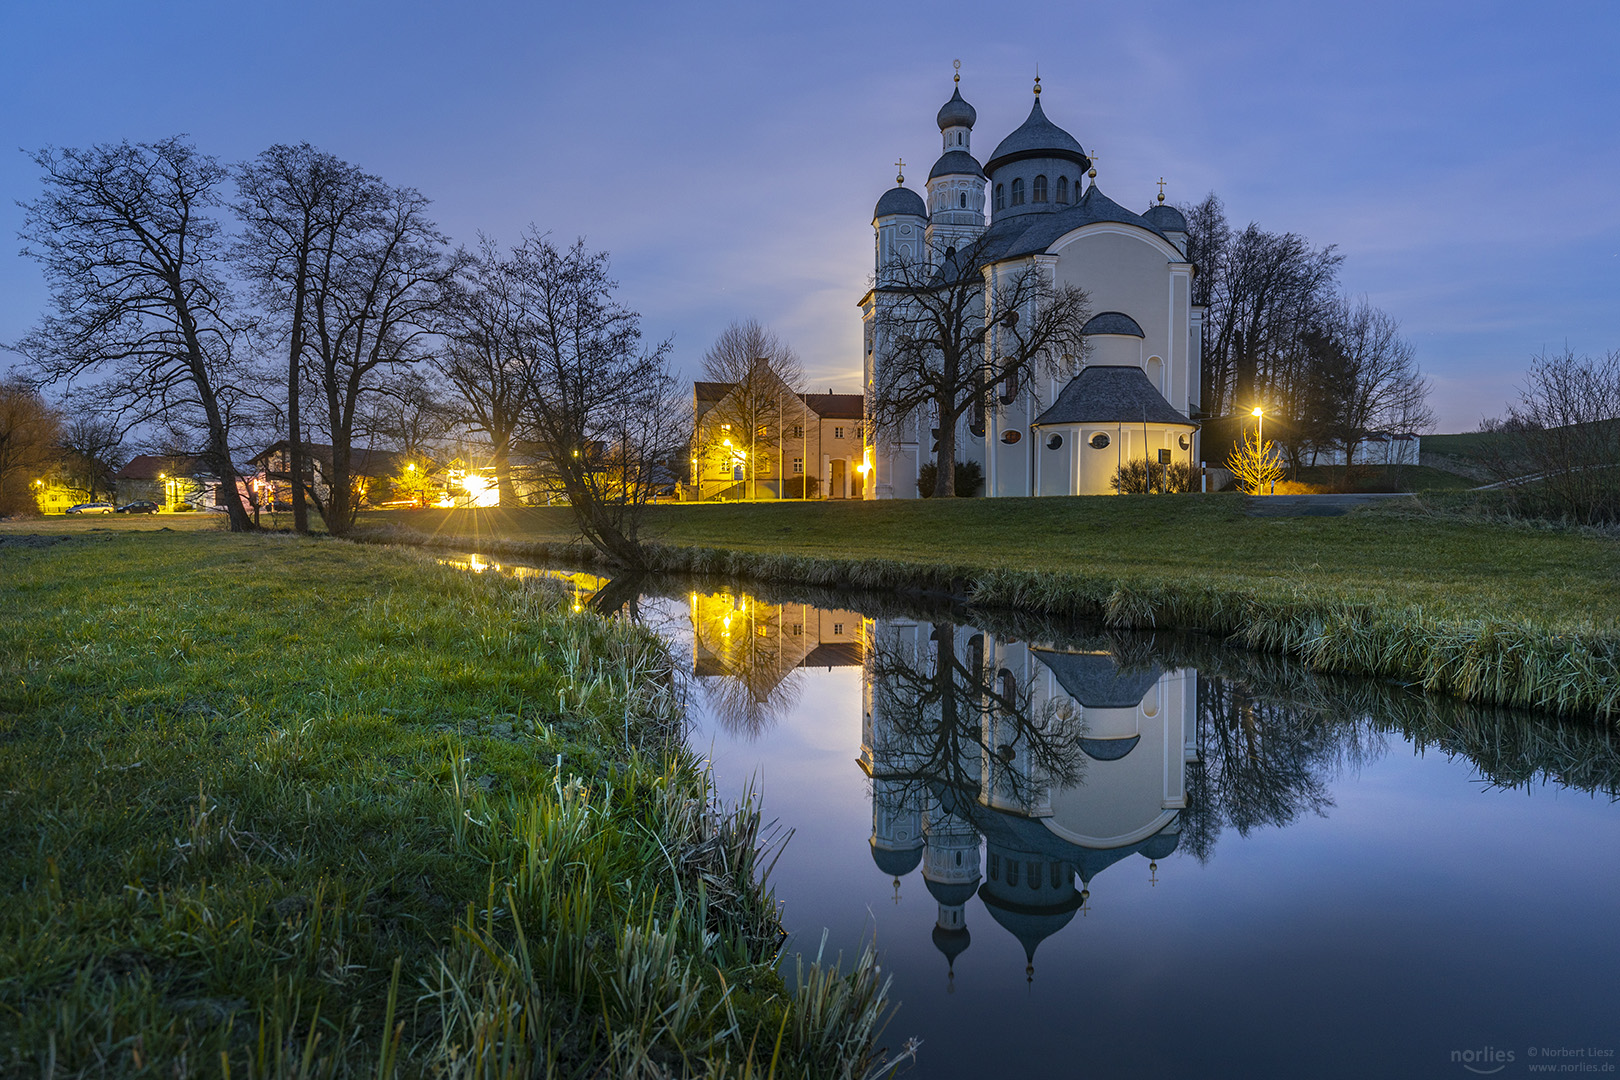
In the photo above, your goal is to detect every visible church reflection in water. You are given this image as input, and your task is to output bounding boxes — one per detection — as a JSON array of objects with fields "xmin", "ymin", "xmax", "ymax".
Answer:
[
  {"xmin": 681, "ymin": 588, "xmax": 1198, "ymax": 984},
  {"xmin": 862, "ymin": 619, "xmax": 1192, "ymax": 985}
]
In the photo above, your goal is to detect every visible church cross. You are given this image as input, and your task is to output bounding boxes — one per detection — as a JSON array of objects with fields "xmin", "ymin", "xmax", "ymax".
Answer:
[
  {"xmin": 895, "ymin": 158, "xmax": 906, "ymax": 184},
  {"xmin": 1157, "ymin": 177, "xmax": 1167, "ymax": 204}
]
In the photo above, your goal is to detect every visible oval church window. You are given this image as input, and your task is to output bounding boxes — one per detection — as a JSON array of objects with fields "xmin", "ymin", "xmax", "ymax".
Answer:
[
  {"xmin": 1001, "ymin": 430, "xmax": 1022, "ymax": 445},
  {"xmin": 1179, "ymin": 434, "xmax": 1191, "ymax": 450},
  {"xmin": 1046, "ymin": 433, "xmax": 1064, "ymax": 450},
  {"xmin": 1089, "ymin": 432, "xmax": 1111, "ymax": 450}
]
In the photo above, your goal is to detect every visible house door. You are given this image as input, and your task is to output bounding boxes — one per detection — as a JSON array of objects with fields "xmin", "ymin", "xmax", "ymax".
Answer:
[{"xmin": 830, "ymin": 459, "xmax": 846, "ymax": 498}]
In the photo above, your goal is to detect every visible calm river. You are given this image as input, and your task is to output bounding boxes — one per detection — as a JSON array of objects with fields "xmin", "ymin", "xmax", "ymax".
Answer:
[{"xmin": 452, "ymin": 556, "xmax": 1620, "ymax": 1079}]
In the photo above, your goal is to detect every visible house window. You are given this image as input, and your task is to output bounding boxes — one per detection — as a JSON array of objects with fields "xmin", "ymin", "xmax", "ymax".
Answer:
[
  {"xmin": 792, "ymin": 424, "xmax": 804, "ymax": 438},
  {"xmin": 1033, "ymin": 175, "xmax": 1047, "ymax": 202},
  {"xmin": 1057, "ymin": 176, "xmax": 1068, "ymax": 203},
  {"xmin": 757, "ymin": 424, "xmax": 769, "ymax": 438},
  {"xmin": 1011, "ymin": 178, "xmax": 1024, "ymax": 205},
  {"xmin": 834, "ymin": 426, "xmax": 844, "ymax": 439},
  {"xmin": 791, "ymin": 623, "xmax": 802, "ymax": 635},
  {"xmin": 833, "ymin": 622, "xmax": 844, "ymax": 635},
  {"xmin": 994, "ymin": 184, "xmax": 1005, "ymax": 210},
  {"xmin": 793, "ymin": 457, "xmax": 804, "ymax": 474}
]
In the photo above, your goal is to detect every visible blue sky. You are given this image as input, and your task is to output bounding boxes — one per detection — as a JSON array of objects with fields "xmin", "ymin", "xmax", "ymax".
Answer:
[{"xmin": 2, "ymin": 0, "xmax": 1616, "ymax": 431}]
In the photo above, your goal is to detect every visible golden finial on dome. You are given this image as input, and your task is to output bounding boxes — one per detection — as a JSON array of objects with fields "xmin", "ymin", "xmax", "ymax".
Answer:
[
  {"xmin": 1157, "ymin": 177, "xmax": 1167, "ymax": 203},
  {"xmin": 895, "ymin": 158, "xmax": 905, "ymax": 185},
  {"xmin": 953, "ymin": 58, "xmax": 961, "ymax": 84},
  {"xmin": 1033, "ymin": 65, "xmax": 1041, "ymax": 96},
  {"xmin": 1088, "ymin": 149, "xmax": 1098, "ymax": 182}
]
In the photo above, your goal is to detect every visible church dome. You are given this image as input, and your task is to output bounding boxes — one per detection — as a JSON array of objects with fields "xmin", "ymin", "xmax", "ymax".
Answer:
[
  {"xmin": 1143, "ymin": 203, "xmax": 1188, "ymax": 233},
  {"xmin": 928, "ymin": 150, "xmax": 985, "ymax": 181},
  {"xmin": 931, "ymin": 924, "xmax": 972, "ymax": 964},
  {"xmin": 925, "ymin": 875, "xmax": 980, "ymax": 908},
  {"xmin": 985, "ymin": 96, "xmax": 1090, "ymax": 174},
  {"xmin": 870, "ymin": 839, "xmax": 924, "ymax": 878},
  {"xmin": 1080, "ymin": 311, "xmax": 1146, "ymax": 338},
  {"xmin": 873, "ymin": 185, "xmax": 926, "ymax": 219},
  {"xmin": 937, "ymin": 86, "xmax": 977, "ymax": 130}
]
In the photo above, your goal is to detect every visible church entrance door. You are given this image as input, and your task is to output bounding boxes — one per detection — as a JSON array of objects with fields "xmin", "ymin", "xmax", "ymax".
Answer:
[{"xmin": 830, "ymin": 459, "xmax": 846, "ymax": 499}]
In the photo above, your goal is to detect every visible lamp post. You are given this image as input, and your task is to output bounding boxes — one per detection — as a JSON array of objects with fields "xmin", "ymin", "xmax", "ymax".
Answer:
[{"xmin": 1251, "ymin": 407, "xmax": 1272, "ymax": 494}]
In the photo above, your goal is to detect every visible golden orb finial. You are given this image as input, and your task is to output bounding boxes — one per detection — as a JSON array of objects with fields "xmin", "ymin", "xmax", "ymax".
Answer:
[
  {"xmin": 953, "ymin": 58, "xmax": 961, "ymax": 85},
  {"xmin": 1033, "ymin": 66, "xmax": 1041, "ymax": 96},
  {"xmin": 894, "ymin": 158, "xmax": 905, "ymax": 185},
  {"xmin": 1157, "ymin": 177, "xmax": 1167, "ymax": 204}
]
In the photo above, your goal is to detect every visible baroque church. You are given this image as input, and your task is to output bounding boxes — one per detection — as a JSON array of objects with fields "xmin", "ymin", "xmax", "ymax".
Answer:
[{"xmin": 861, "ymin": 72, "xmax": 1203, "ymax": 498}]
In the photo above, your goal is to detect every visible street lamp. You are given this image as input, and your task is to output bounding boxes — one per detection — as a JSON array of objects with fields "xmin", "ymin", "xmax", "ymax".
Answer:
[{"xmin": 1251, "ymin": 406, "xmax": 1264, "ymax": 446}]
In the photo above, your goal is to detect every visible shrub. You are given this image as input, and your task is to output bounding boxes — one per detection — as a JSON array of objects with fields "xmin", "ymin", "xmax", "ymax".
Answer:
[
  {"xmin": 917, "ymin": 459, "xmax": 983, "ymax": 497},
  {"xmin": 1110, "ymin": 459, "xmax": 1197, "ymax": 494},
  {"xmin": 781, "ymin": 475, "xmax": 821, "ymax": 499}
]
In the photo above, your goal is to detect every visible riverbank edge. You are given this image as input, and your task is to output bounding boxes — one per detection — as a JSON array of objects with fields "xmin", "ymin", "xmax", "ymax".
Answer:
[
  {"xmin": 353, "ymin": 525, "xmax": 1620, "ymax": 720},
  {"xmin": 0, "ymin": 533, "xmax": 894, "ymax": 1076}
]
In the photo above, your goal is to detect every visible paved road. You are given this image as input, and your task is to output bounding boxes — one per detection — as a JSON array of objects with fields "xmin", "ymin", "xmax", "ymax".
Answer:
[{"xmin": 1244, "ymin": 492, "xmax": 1418, "ymax": 517}]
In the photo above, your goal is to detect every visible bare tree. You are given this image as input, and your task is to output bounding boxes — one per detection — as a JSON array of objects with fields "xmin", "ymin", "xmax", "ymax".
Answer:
[
  {"xmin": 433, "ymin": 236, "xmax": 536, "ymax": 506},
  {"xmin": 509, "ymin": 232, "xmax": 683, "ymax": 568},
  {"xmin": 57, "ymin": 411, "xmax": 125, "ymax": 503},
  {"xmin": 698, "ymin": 319, "xmax": 804, "ymax": 499},
  {"xmin": 14, "ymin": 138, "xmax": 255, "ymax": 529},
  {"xmin": 1501, "ymin": 346, "xmax": 1620, "ymax": 524},
  {"xmin": 870, "ymin": 235, "xmax": 1091, "ymax": 497},
  {"xmin": 234, "ymin": 143, "xmax": 379, "ymax": 533},
  {"xmin": 0, "ymin": 379, "xmax": 62, "ymax": 516},
  {"xmin": 1317, "ymin": 297, "xmax": 1433, "ymax": 476},
  {"xmin": 301, "ymin": 177, "xmax": 454, "ymax": 534}
]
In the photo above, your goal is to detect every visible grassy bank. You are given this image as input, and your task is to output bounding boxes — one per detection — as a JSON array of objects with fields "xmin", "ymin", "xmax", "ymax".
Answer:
[
  {"xmin": 0, "ymin": 531, "xmax": 892, "ymax": 1078},
  {"xmin": 352, "ymin": 496, "xmax": 1620, "ymax": 718}
]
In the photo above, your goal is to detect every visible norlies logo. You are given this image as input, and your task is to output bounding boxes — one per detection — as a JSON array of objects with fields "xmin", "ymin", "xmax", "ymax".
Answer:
[{"xmin": 1453, "ymin": 1047, "xmax": 1516, "ymax": 1074}]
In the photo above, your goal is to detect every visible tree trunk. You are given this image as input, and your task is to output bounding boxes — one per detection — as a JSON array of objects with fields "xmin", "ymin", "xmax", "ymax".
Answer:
[
  {"xmin": 935, "ymin": 392, "xmax": 957, "ymax": 498},
  {"xmin": 493, "ymin": 440, "xmax": 516, "ymax": 507}
]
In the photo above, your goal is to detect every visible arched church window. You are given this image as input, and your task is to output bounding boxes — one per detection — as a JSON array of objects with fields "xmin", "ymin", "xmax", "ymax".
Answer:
[
  {"xmin": 999, "ymin": 371, "xmax": 1020, "ymax": 405},
  {"xmin": 1090, "ymin": 432, "xmax": 1111, "ymax": 450},
  {"xmin": 1027, "ymin": 862, "xmax": 1040, "ymax": 890},
  {"xmin": 994, "ymin": 184, "xmax": 1004, "ymax": 211},
  {"xmin": 959, "ymin": 192, "xmax": 967, "ymax": 208},
  {"xmin": 1011, "ymin": 178, "xmax": 1024, "ymax": 205},
  {"xmin": 1007, "ymin": 861, "xmax": 1019, "ymax": 887},
  {"xmin": 1033, "ymin": 175, "xmax": 1047, "ymax": 202},
  {"xmin": 1057, "ymin": 176, "xmax": 1068, "ymax": 203},
  {"xmin": 1050, "ymin": 863, "xmax": 1062, "ymax": 889},
  {"xmin": 989, "ymin": 853, "xmax": 1000, "ymax": 879}
]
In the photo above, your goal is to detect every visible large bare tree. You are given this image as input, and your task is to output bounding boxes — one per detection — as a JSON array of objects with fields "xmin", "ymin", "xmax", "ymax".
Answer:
[
  {"xmin": 698, "ymin": 319, "xmax": 804, "ymax": 499},
  {"xmin": 14, "ymin": 138, "xmax": 255, "ymax": 529},
  {"xmin": 234, "ymin": 143, "xmax": 378, "ymax": 533},
  {"xmin": 870, "ymin": 235, "xmax": 1091, "ymax": 497},
  {"xmin": 433, "ymin": 236, "xmax": 536, "ymax": 506},
  {"xmin": 509, "ymin": 232, "xmax": 683, "ymax": 567},
  {"xmin": 301, "ymin": 177, "xmax": 453, "ymax": 534}
]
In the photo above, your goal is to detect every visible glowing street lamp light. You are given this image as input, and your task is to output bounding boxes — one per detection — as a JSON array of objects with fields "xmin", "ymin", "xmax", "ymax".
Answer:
[{"xmin": 1251, "ymin": 406, "xmax": 1265, "ymax": 445}]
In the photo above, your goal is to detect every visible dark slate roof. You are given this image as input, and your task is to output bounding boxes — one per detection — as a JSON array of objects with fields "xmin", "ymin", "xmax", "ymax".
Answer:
[
  {"xmin": 1082, "ymin": 311, "xmax": 1144, "ymax": 337},
  {"xmin": 937, "ymin": 85, "xmax": 977, "ymax": 130},
  {"xmin": 1143, "ymin": 203, "xmax": 1187, "ymax": 233},
  {"xmin": 926, "ymin": 875, "xmax": 981, "ymax": 907},
  {"xmin": 694, "ymin": 381, "xmax": 732, "ymax": 403},
  {"xmin": 801, "ymin": 641, "xmax": 864, "ymax": 668},
  {"xmin": 928, "ymin": 149, "xmax": 986, "ymax": 180},
  {"xmin": 976, "ymin": 184, "xmax": 1168, "ymax": 263},
  {"xmin": 977, "ymin": 881, "xmax": 1083, "ymax": 964},
  {"xmin": 799, "ymin": 392, "xmax": 864, "ymax": 420},
  {"xmin": 985, "ymin": 97, "xmax": 1089, "ymax": 174},
  {"xmin": 1032, "ymin": 366, "xmax": 1196, "ymax": 428},
  {"xmin": 1079, "ymin": 735, "xmax": 1140, "ymax": 762},
  {"xmin": 117, "ymin": 453, "xmax": 214, "ymax": 481},
  {"xmin": 1030, "ymin": 648, "xmax": 1163, "ymax": 707},
  {"xmin": 874, "ymin": 185, "xmax": 926, "ymax": 219}
]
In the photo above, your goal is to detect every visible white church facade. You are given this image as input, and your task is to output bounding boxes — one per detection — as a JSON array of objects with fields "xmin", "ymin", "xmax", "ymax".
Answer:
[{"xmin": 860, "ymin": 75, "xmax": 1204, "ymax": 498}]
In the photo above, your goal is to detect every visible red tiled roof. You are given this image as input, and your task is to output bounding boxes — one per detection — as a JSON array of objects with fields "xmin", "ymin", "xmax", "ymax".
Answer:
[{"xmin": 799, "ymin": 393, "xmax": 864, "ymax": 420}]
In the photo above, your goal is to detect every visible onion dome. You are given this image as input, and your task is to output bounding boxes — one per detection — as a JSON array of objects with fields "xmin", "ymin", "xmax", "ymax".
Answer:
[
  {"xmin": 870, "ymin": 839, "xmax": 924, "ymax": 878},
  {"xmin": 928, "ymin": 150, "xmax": 985, "ymax": 181},
  {"xmin": 873, "ymin": 185, "xmax": 926, "ymax": 219},
  {"xmin": 925, "ymin": 875, "xmax": 980, "ymax": 908},
  {"xmin": 985, "ymin": 96, "xmax": 1090, "ymax": 175},
  {"xmin": 1080, "ymin": 311, "xmax": 1146, "ymax": 338},
  {"xmin": 937, "ymin": 86, "xmax": 977, "ymax": 131},
  {"xmin": 1143, "ymin": 203, "xmax": 1188, "ymax": 233}
]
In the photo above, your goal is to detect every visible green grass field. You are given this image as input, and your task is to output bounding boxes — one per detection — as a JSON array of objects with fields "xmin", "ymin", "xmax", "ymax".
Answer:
[
  {"xmin": 350, "ymin": 495, "xmax": 1620, "ymax": 717},
  {"xmin": 0, "ymin": 530, "xmax": 887, "ymax": 1077},
  {"xmin": 354, "ymin": 495, "xmax": 1620, "ymax": 632}
]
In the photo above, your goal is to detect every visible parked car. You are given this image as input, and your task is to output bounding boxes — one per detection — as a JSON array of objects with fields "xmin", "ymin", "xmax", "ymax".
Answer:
[
  {"xmin": 65, "ymin": 502, "xmax": 115, "ymax": 515},
  {"xmin": 116, "ymin": 500, "xmax": 159, "ymax": 514}
]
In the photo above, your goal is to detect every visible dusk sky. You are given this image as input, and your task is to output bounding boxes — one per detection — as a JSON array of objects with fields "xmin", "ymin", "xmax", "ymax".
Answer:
[{"xmin": 2, "ymin": 0, "xmax": 1616, "ymax": 432}]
